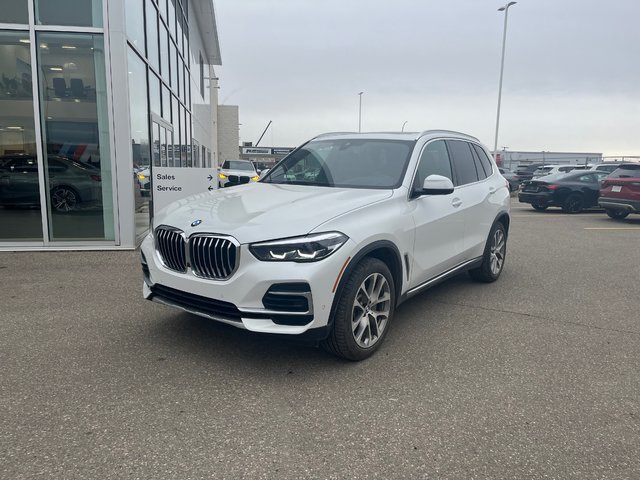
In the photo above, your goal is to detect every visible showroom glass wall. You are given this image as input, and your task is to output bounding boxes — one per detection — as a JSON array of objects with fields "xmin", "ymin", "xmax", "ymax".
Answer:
[
  {"xmin": 0, "ymin": 0, "xmax": 115, "ymax": 244},
  {"xmin": 126, "ymin": 0, "xmax": 196, "ymax": 240}
]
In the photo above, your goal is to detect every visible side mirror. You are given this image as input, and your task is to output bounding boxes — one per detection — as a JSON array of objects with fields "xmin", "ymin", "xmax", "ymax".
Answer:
[{"xmin": 418, "ymin": 175, "xmax": 454, "ymax": 196}]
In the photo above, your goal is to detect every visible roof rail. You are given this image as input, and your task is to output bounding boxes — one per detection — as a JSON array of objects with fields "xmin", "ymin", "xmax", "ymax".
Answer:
[
  {"xmin": 311, "ymin": 131, "xmax": 358, "ymax": 139},
  {"xmin": 419, "ymin": 130, "xmax": 480, "ymax": 142}
]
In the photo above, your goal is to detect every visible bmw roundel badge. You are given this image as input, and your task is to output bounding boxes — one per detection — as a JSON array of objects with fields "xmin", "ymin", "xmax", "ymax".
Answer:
[{"xmin": 191, "ymin": 219, "xmax": 202, "ymax": 227}]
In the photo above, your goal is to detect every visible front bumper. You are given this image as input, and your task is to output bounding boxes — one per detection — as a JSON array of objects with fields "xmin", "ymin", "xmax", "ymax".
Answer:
[
  {"xmin": 140, "ymin": 233, "xmax": 353, "ymax": 336},
  {"xmin": 598, "ymin": 197, "xmax": 640, "ymax": 213}
]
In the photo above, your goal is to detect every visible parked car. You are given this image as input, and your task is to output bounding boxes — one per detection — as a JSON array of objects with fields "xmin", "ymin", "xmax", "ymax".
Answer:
[
  {"xmin": 532, "ymin": 164, "xmax": 591, "ymax": 178},
  {"xmin": 518, "ymin": 170, "xmax": 610, "ymax": 213},
  {"xmin": 498, "ymin": 167, "xmax": 519, "ymax": 192},
  {"xmin": 137, "ymin": 167, "xmax": 151, "ymax": 196},
  {"xmin": 217, "ymin": 160, "xmax": 259, "ymax": 188},
  {"xmin": 590, "ymin": 162, "xmax": 637, "ymax": 174},
  {"xmin": 598, "ymin": 164, "xmax": 640, "ymax": 219},
  {"xmin": 515, "ymin": 163, "xmax": 547, "ymax": 182},
  {"xmin": 0, "ymin": 154, "xmax": 102, "ymax": 212},
  {"xmin": 141, "ymin": 130, "xmax": 511, "ymax": 360}
]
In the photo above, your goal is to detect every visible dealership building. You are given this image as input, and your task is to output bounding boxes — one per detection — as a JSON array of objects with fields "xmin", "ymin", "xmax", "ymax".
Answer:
[{"xmin": 0, "ymin": 0, "xmax": 222, "ymax": 250}]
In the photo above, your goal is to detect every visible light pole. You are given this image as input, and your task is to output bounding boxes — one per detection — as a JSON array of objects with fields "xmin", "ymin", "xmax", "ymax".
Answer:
[
  {"xmin": 401, "ymin": 121, "xmax": 408, "ymax": 132},
  {"xmin": 493, "ymin": 1, "xmax": 517, "ymax": 158},
  {"xmin": 358, "ymin": 91, "xmax": 363, "ymax": 132}
]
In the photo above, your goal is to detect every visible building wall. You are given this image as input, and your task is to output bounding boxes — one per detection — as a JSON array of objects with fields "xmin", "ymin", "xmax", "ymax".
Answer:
[
  {"xmin": 500, "ymin": 151, "xmax": 603, "ymax": 170},
  {"xmin": 0, "ymin": 0, "xmax": 221, "ymax": 250},
  {"xmin": 217, "ymin": 104, "xmax": 239, "ymax": 166}
]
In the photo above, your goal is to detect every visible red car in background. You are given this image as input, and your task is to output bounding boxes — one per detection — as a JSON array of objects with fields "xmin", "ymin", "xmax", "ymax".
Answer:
[{"xmin": 598, "ymin": 164, "xmax": 640, "ymax": 219}]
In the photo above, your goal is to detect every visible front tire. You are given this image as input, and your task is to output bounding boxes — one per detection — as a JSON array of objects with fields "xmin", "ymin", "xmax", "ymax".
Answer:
[
  {"xmin": 469, "ymin": 222, "xmax": 507, "ymax": 283},
  {"xmin": 606, "ymin": 209, "xmax": 629, "ymax": 220},
  {"xmin": 322, "ymin": 257, "xmax": 395, "ymax": 361}
]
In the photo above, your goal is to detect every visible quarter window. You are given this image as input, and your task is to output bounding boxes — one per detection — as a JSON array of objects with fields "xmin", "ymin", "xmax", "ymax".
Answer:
[
  {"xmin": 447, "ymin": 140, "xmax": 479, "ymax": 186},
  {"xmin": 472, "ymin": 144, "xmax": 493, "ymax": 177}
]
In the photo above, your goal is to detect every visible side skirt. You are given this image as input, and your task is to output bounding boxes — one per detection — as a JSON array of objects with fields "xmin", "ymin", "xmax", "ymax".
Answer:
[{"xmin": 398, "ymin": 256, "xmax": 483, "ymax": 305}]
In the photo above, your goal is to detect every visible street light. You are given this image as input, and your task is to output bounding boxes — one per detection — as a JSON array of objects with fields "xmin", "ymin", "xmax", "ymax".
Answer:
[
  {"xmin": 358, "ymin": 91, "xmax": 363, "ymax": 132},
  {"xmin": 401, "ymin": 121, "xmax": 408, "ymax": 132},
  {"xmin": 493, "ymin": 1, "xmax": 517, "ymax": 159}
]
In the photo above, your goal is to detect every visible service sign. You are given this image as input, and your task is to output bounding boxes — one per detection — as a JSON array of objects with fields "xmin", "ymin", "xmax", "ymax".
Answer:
[{"xmin": 152, "ymin": 167, "xmax": 217, "ymax": 215}]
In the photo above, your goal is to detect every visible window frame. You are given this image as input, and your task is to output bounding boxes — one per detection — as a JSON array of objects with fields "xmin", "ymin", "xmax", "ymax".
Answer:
[
  {"xmin": 409, "ymin": 138, "xmax": 455, "ymax": 198},
  {"xmin": 445, "ymin": 139, "xmax": 480, "ymax": 187}
]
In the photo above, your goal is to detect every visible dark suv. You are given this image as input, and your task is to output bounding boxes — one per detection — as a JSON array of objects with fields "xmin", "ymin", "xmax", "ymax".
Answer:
[
  {"xmin": 598, "ymin": 164, "xmax": 640, "ymax": 219},
  {"xmin": 515, "ymin": 163, "xmax": 546, "ymax": 182}
]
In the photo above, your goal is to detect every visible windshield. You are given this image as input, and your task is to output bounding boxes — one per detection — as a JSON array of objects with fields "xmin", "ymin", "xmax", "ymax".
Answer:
[
  {"xmin": 222, "ymin": 160, "xmax": 255, "ymax": 171},
  {"xmin": 262, "ymin": 139, "xmax": 415, "ymax": 189}
]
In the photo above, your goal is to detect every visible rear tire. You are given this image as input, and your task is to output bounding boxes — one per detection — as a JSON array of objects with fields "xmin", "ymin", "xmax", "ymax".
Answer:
[
  {"xmin": 321, "ymin": 257, "xmax": 395, "ymax": 361},
  {"xmin": 606, "ymin": 209, "xmax": 629, "ymax": 220},
  {"xmin": 562, "ymin": 193, "xmax": 584, "ymax": 213},
  {"xmin": 469, "ymin": 222, "xmax": 507, "ymax": 283},
  {"xmin": 532, "ymin": 204, "xmax": 548, "ymax": 212}
]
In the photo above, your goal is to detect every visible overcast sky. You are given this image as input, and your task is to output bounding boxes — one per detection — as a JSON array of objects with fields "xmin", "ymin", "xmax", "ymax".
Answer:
[{"xmin": 213, "ymin": 0, "xmax": 639, "ymax": 156}]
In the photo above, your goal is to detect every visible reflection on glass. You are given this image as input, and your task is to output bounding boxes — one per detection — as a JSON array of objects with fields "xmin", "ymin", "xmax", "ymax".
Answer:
[
  {"xmin": 171, "ymin": 95, "xmax": 179, "ymax": 166},
  {"xmin": 0, "ymin": 0, "xmax": 29, "ymax": 24},
  {"xmin": 145, "ymin": 0, "xmax": 159, "ymax": 71},
  {"xmin": 37, "ymin": 33, "xmax": 114, "ymax": 241},
  {"xmin": 36, "ymin": 0, "xmax": 103, "ymax": 27},
  {"xmin": 0, "ymin": 31, "xmax": 43, "ymax": 241},
  {"xmin": 125, "ymin": 0, "xmax": 145, "ymax": 53},
  {"xmin": 149, "ymin": 73, "xmax": 160, "ymax": 115},
  {"xmin": 168, "ymin": 0, "xmax": 176, "ymax": 39},
  {"xmin": 160, "ymin": 24, "xmax": 169, "ymax": 81},
  {"xmin": 152, "ymin": 122, "xmax": 160, "ymax": 167},
  {"xmin": 160, "ymin": 127, "xmax": 167, "ymax": 167},
  {"xmin": 161, "ymin": 84, "xmax": 171, "ymax": 122},
  {"xmin": 127, "ymin": 48, "xmax": 150, "ymax": 240}
]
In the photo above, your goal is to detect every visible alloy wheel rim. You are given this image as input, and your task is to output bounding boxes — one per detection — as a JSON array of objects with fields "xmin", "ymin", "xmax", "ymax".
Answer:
[
  {"xmin": 351, "ymin": 272, "xmax": 391, "ymax": 349},
  {"xmin": 490, "ymin": 229, "xmax": 506, "ymax": 275},
  {"xmin": 52, "ymin": 188, "xmax": 77, "ymax": 212}
]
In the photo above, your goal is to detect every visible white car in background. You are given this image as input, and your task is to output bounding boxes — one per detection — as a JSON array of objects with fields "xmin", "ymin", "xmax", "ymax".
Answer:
[
  {"xmin": 217, "ymin": 160, "xmax": 259, "ymax": 188},
  {"xmin": 141, "ymin": 130, "xmax": 511, "ymax": 360},
  {"xmin": 532, "ymin": 164, "xmax": 592, "ymax": 178}
]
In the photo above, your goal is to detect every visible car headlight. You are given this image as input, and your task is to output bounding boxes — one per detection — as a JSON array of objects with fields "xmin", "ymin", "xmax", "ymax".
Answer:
[
  {"xmin": 218, "ymin": 173, "xmax": 227, "ymax": 179},
  {"xmin": 249, "ymin": 232, "xmax": 348, "ymax": 262}
]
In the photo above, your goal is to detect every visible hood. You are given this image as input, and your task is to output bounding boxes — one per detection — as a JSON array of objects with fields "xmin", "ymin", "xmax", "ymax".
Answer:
[{"xmin": 155, "ymin": 183, "xmax": 392, "ymax": 244}]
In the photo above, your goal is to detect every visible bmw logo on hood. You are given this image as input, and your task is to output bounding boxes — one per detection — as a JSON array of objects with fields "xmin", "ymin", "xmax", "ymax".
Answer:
[{"xmin": 190, "ymin": 219, "xmax": 202, "ymax": 227}]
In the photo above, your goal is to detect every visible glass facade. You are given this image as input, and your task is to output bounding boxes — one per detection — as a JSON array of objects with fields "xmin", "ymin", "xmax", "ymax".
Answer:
[
  {"xmin": 0, "ymin": 0, "xmax": 30, "ymax": 24},
  {"xmin": 0, "ymin": 31, "xmax": 42, "ymax": 240},
  {"xmin": 37, "ymin": 33, "xmax": 114, "ymax": 240},
  {"xmin": 35, "ymin": 0, "xmax": 103, "ymax": 28},
  {"xmin": 1, "ymin": 0, "xmax": 217, "ymax": 248}
]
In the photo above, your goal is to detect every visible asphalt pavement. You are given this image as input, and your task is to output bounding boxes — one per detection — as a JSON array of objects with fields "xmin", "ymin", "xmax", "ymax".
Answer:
[{"xmin": 1, "ymin": 199, "xmax": 640, "ymax": 479}]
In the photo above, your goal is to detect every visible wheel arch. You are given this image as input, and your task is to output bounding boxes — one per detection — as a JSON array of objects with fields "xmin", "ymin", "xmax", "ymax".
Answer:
[
  {"xmin": 493, "ymin": 211, "xmax": 510, "ymax": 235},
  {"xmin": 328, "ymin": 240, "xmax": 404, "ymax": 327}
]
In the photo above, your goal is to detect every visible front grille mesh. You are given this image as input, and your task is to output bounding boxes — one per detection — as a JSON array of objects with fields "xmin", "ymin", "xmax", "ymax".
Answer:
[
  {"xmin": 189, "ymin": 236, "xmax": 237, "ymax": 279},
  {"xmin": 155, "ymin": 228, "xmax": 187, "ymax": 272},
  {"xmin": 155, "ymin": 226, "xmax": 237, "ymax": 280}
]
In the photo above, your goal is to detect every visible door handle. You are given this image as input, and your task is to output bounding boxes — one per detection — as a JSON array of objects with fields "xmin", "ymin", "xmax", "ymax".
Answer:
[{"xmin": 452, "ymin": 198, "xmax": 462, "ymax": 208}]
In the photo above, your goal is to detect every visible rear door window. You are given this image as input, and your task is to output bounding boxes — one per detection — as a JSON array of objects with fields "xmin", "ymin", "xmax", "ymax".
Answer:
[
  {"xmin": 472, "ymin": 144, "xmax": 493, "ymax": 177},
  {"xmin": 446, "ymin": 140, "xmax": 479, "ymax": 186},
  {"xmin": 609, "ymin": 165, "xmax": 640, "ymax": 179}
]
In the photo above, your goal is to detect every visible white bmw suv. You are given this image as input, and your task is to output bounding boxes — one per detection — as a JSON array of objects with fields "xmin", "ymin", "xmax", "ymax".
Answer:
[{"xmin": 141, "ymin": 130, "xmax": 511, "ymax": 360}]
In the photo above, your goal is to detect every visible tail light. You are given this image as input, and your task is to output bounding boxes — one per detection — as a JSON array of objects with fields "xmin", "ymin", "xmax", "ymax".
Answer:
[
  {"xmin": 90, "ymin": 174, "xmax": 101, "ymax": 182},
  {"xmin": 544, "ymin": 184, "xmax": 559, "ymax": 190}
]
